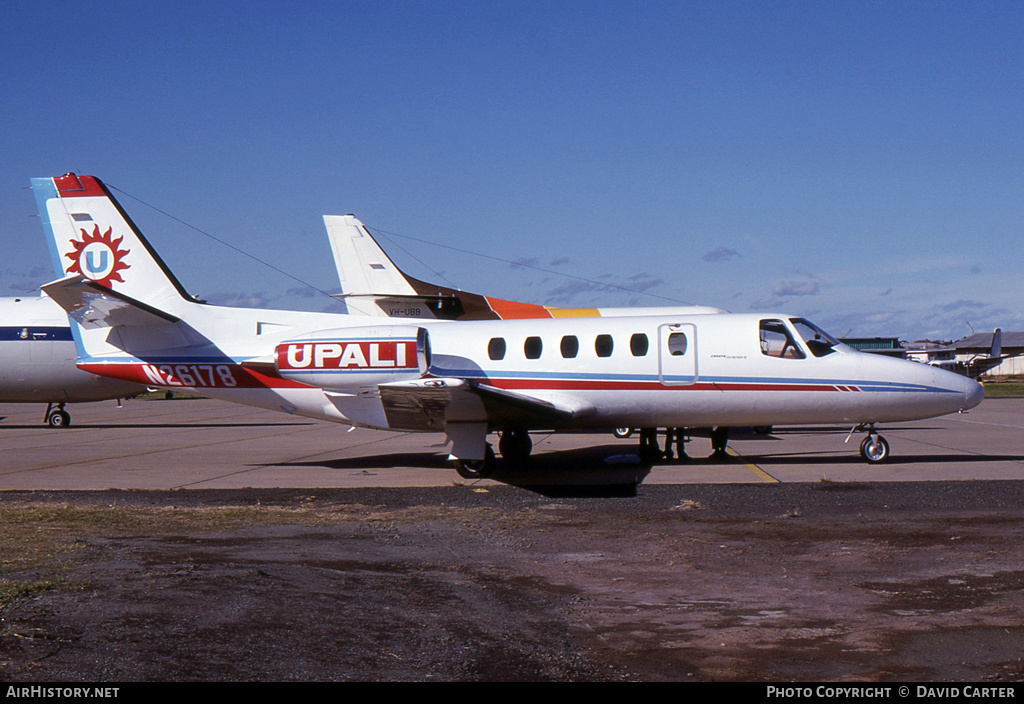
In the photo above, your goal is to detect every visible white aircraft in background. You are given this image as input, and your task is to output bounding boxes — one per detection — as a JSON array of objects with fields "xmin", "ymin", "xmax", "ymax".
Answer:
[
  {"xmin": 32, "ymin": 173, "xmax": 983, "ymax": 477},
  {"xmin": 324, "ymin": 213, "xmax": 726, "ymax": 321},
  {"xmin": 0, "ymin": 294, "xmax": 145, "ymax": 426}
]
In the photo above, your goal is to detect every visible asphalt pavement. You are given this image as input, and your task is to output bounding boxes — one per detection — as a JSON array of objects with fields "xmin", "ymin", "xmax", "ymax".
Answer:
[{"xmin": 0, "ymin": 396, "xmax": 1020, "ymax": 491}]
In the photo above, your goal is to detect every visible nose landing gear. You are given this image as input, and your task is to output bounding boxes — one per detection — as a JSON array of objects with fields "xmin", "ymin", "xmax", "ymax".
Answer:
[
  {"xmin": 859, "ymin": 433, "xmax": 890, "ymax": 463},
  {"xmin": 848, "ymin": 424, "xmax": 890, "ymax": 463}
]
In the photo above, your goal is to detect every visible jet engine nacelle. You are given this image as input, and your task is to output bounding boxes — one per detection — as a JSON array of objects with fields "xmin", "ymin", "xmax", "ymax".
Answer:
[{"xmin": 275, "ymin": 325, "xmax": 429, "ymax": 391}]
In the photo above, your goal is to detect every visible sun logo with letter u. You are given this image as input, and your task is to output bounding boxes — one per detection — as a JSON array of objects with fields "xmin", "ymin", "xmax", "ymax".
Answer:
[{"xmin": 65, "ymin": 225, "xmax": 131, "ymax": 288}]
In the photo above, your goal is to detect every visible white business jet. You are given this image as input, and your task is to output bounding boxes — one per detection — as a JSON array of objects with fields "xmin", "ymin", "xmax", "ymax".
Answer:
[
  {"xmin": 0, "ymin": 294, "xmax": 144, "ymax": 426},
  {"xmin": 32, "ymin": 174, "xmax": 983, "ymax": 477},
  {"xmin": 0, "ymin": 196, "xmax": 707, "ymax": 430}
]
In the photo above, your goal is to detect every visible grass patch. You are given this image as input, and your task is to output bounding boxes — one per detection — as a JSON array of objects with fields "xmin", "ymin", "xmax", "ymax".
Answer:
[
  {"xmin": 0, "ymin": 579, "xmax": 60, "ymax": 609},
  {"xmin": 983, "ymin": 382, "xmax": 1024, "ymax": 398},
  {"xmin": 0, "ymin": 500, "xmax": 519, "ymax": 612},
  {"xmin": 0, "ymin": 501, "xmax": 358, "ymax": 611}
]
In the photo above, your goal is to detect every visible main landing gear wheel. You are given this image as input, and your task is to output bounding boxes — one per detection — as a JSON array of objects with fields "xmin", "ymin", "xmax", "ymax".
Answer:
[
  {"xmin": 613, "ymin": 428, "xmax": 634, "ymax": 439},
  {"xmin": 859, "ymin": 434, "xmax": 890, "ymax": 463},
  {"xmin": 47, "ymin": 410, "xmax": 71, "ymax": 428},
  {"xmin": 453, "ymin": 444, "xmax": 496, "ymax": 479},
  {"xmin": 498, "ymin": 429, "xmax": 532, "ymax": 463},
  {"xmin": 44, "ymin": 403, "xmax": 71, "ymax": 428}
]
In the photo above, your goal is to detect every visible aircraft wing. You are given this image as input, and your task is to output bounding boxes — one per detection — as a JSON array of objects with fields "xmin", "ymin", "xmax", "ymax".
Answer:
[
  {"xmin": 374, "ymin": 377, "xmax": 593, "ymax": 432},
  {"xmin": 966, "ymin": 356, "xmax": 1009, "ymax": 378},
  {"xmin": 41, "ymin": 275, "xmax": 180, "ymax": 329}
]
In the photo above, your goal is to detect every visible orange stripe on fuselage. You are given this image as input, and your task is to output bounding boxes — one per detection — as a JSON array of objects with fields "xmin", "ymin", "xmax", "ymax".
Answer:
[
  {"xmin": 547, "ymin": 307, "xmax": 601, "ymax": 318},
  {"xmin": 484, "ymin": 297, "xmax": 602, "ymax": 319},
  {"xmin": 484, "ymin": 297, "xmax": 553, "ymax": 319}
]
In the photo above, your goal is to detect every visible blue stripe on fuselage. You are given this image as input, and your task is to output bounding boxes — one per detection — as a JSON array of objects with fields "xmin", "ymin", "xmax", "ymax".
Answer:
[{"xmin": 429, "ymin": 365, "xmax": 961, "ymax": 394}]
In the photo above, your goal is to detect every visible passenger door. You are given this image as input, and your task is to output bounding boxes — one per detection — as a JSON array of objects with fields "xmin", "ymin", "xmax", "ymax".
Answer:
[{"xmin": 658, "ymin": 323, "xmax": 697, "ymax": 386}]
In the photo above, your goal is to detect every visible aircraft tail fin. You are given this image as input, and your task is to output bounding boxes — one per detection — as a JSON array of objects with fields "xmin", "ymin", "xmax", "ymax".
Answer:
[
  {"xmin": 325, "ymin": 215, "xmax": 419, "ymax": 301},
  {"xmin": 323, "ymin": 214, "xmax": 550, "ymax": 321},
  {"xmin": 992, "ymin": 328, "xmax": 1002, "ymax": 358},
  {"xmin": 31, "ymin": 174, "xmax": 198, "ymax": 316}
]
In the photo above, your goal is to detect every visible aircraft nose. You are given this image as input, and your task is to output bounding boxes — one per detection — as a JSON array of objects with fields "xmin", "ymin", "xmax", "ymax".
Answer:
[{"xmin": 965, "ymin": 377, "xmax": 984, "ymax": 410}]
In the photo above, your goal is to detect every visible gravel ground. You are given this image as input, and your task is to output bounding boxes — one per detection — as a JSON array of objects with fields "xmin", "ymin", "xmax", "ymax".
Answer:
[{"xmin": 2, "ymin": 481, "xmax": 1024, "ymax": 682}]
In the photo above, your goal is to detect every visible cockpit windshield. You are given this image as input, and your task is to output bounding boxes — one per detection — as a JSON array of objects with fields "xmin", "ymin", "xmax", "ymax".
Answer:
[
  {"xmin": 759, "ymin": 319, "xmax": 805, "ymax": 359},
  {"xmin": 790, "ymin": 318, "xmax": 841, "ymax": 357}
]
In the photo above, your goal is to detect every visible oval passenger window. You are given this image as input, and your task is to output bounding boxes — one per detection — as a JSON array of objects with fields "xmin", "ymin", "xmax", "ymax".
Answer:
[
  {"xmin": 488, "ymin": 337, "xmax": 506, "ymax": 360},
  {"xmin": 524, "ymin": 336, "xmax": 543, "ymax": 359},
  {"xmin": 668, "ymin": 332, "xmax": 687, "ymax": 356},
  {"xmin": 561, "ymin": 335, "xmax": 579, "ymax": 358},
  {"xmin": 630, "ymin": 333, "xmax": 649, "ymax": 357}
]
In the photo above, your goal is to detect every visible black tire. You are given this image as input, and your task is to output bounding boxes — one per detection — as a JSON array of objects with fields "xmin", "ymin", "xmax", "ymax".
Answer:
[
  {"xmin": 498, "ymin": 429, "xmax": 532, "ymax": 462},
  {"xmin": 47, "ymin": 410, "xmax": 71, "ymax": 428},
  {"xmin": 454, "ymin": 459, "xmax": 488, "ymax": 479},
  {"xmin": 453, "ymin": 443, "xmax": 496, "ymax": 479},
  {"xmin": 859, "ymin": 435, "xmax": 889, "ymax": 463}
]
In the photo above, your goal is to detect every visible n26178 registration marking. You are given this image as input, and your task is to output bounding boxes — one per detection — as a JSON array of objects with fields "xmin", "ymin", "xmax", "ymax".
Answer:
[{"xmin": 141, "ymin": 363, "xmax": 238, "ymax": 388}]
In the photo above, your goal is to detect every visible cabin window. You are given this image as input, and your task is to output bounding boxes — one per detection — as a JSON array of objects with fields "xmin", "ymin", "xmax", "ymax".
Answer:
[
  {"xmin": 524, "ymin": 336, "xmax": 543, "ymax": 359},
  {"xmin": 759, "ymin": 319, "xmax": 805, "ymax": 359},
  {"xmin": 595, "ymin": 334, "xmax": 614, "ymax": 358},
  {"xmin": 488, "ymin": 337, "xmax": 506, "ymax": 361},
  {"xmin": 630, "ymin": 333, "xmax": 650, "ymax": 357},
  {"xmin": 560, "ymin": 335, "xmax": 579, "ymax": 358},
  {"xmin": 667, "ymin": 332, "xmax": 687, "ymax": 356}
]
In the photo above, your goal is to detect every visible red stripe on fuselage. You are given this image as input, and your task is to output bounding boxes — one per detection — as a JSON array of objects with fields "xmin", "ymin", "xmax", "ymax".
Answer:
[
  {"xmin": 78, "ymin": 362, "xmax": 311, "ymax": 390},
  {"xmin": 80, "ymin": 362, "xmax": 866, "ymax": 395},
  {"xmin": 486, "ymin": 378, "xmax": 843, "ymax": 393},
  {"xmin": 713, "ymin": 382, "xmax": 840, "ymax": 393}
]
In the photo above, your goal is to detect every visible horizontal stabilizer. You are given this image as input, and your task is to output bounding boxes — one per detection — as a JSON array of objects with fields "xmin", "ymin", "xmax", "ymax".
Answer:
[{"xmin": 41, "ymin": 275, "xmax": 180, "ymax": 329}]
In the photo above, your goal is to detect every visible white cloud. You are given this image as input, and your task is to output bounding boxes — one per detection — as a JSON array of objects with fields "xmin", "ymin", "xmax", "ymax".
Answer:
[
  {"xmin": 772, "ymin": 280, "xmax": 820, "ymax": 297},
  {"xmin": 702, "ymin": 247, "xmax": 741, "ymax": 263}
]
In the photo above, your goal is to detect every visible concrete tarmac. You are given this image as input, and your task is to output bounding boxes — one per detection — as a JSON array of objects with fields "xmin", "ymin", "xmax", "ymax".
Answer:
[{"xmin": 1, "ymin": 396, "xmax": 1021, "ymax": 491}]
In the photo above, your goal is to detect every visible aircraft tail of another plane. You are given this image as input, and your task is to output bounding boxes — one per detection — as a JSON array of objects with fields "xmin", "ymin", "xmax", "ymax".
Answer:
[
  {"xmin": 31, "ymin": 174, "xmax": 197, "ymax": 317},
  {"xmin": 324, "ymin": 213, "xmax": 600, "ymax": 321},
  {"xmin": 325, "ymin": 215, "xmax": 419, "ymax": 303},
  {"xmin": 325, "ymin": 213, "xmax": 729, "ymax": 321}
]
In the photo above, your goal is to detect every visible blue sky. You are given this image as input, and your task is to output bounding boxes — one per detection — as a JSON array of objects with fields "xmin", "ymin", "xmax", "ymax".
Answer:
[{"xmin": 2, "ymin": 1, "xmax": 1022, "ymax": 341}]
